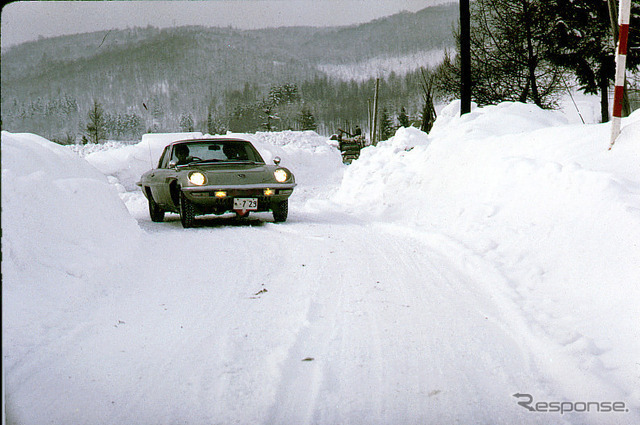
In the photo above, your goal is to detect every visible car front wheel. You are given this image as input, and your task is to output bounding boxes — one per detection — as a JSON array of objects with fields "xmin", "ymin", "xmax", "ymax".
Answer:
[
  {"xmin": 179, "ymin": 192, "xmax": 196, "ymax": 228},
  {"xmin": 272, "ymin": 200, "xmax": 288, "ymax": 223},
  {"xmin": 148, "ymin": 196, "xmax": 165, "ymax": 222}
]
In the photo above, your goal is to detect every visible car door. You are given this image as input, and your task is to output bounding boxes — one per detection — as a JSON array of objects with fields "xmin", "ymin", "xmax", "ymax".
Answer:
[{"xmin": 147, "ymin": 146, "xmax": 177, "ymax": 208}]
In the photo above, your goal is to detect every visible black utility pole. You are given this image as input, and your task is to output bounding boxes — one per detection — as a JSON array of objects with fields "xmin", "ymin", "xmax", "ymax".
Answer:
[{"xmin": 460, "ymin": 0, "xmax": 472, "ymax": 115}]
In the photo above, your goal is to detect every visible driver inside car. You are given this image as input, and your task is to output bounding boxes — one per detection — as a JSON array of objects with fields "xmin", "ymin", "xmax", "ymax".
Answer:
[
  {"xmin": 223, "ymin": 143, "xmax": 248, "ymax": 160},
  {"xmin": 174, "ymin": 144, "xmax": 193, "ymax": 165}
]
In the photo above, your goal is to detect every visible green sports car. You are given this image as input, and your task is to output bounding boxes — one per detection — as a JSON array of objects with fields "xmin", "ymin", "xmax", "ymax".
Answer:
[{"xmin": 137, "ymin": 138, "xmax": 296, "ymax": 228}]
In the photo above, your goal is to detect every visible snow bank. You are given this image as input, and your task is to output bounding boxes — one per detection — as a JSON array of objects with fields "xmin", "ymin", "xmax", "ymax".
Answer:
[
  {"xmin": 1, "ymin": 131, "xmax": 141, "ymax": 271},
  {"xmin": 334, "ymin": 101, "xmax": 640, "ymax": 405},
  {"xmin": 229, "ymin": 130, "xmax": 345, "ymax": 203},
  {"xmin": 1, "ymin": 131, "xmax": 143, "ymax": 358},
  {"xmin": 83, "ymin": 132, "xmax": 203, "ymax": 191}
]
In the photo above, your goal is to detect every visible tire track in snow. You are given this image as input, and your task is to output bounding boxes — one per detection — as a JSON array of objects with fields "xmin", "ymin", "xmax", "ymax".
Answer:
[
  {"xmin": 260, "ymin": 220, "xmax": 551, "ymax": 424},
  {"xmin": 375, "ymin": 223, "xmax": 635, "ymax": 425},
  {"xmin": 6, "ymin": 210, "xmax": 588, "ymax": 424}
]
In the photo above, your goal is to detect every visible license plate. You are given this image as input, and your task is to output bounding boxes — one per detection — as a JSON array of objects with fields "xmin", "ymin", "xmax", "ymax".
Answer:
[{"xmin": 233, "ymin": 198, "xmax": 258, "ymax": 210}]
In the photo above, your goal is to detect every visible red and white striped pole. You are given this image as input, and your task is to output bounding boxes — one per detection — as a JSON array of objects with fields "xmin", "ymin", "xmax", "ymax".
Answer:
[{"xmin": 610, "ymin": 0, "xmax": 632, "ymax": 150}]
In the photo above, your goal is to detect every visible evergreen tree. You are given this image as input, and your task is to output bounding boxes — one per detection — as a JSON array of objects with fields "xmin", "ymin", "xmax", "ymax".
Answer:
[
  {"xmin": 228, "ymin": 104, "xmax": 261, "ymax": 133},
  {"xmin": 259, "ymin": 100, "xmax": 278, "ymax": 132},
  {"xmin": 179, "ymin": 114, "xmax": 195, "ymax": 132},
  {"xmin": 297, "ymin": 105, "xmax": 317, "ymax": 131},
  {"xmin": 206, "ymin": 108, "xmax": 226, "ymax": 135},
  {"xmin": 85, "ymin": 100, "xmax": 107, "ymax": 143},
  {"xmin": 207, "ymin": 109, "xmax": 214, "ymax": 134},
  {"xmin": 542, "ymin": 0, "xmax": 640, "ymax": 122},
  {"xmin": 204, "ymin": 98, "xmax": 227, "ymax": 135},
  {"xmin": 126, "ymin": 113, "xmax": 144, "ymax": 139},
  {"xmin": 398, "ymin": 107, "xmax": 410, "ymax": 127},
  {"xmin": 379, "ymin": 107, "xmax": 395, "ymax": 141},
  {"xmin": 269, "ymin": 84, "xmax": 300, "ymax": 105}
]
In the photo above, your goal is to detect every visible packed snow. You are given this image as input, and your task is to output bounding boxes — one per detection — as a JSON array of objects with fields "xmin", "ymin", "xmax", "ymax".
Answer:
[{"xmin": 2, "ymin": 99, "xmax": 639, "ymax": 424}]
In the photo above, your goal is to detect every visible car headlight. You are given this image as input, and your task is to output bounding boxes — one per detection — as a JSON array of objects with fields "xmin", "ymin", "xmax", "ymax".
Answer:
[
  {"xmin": 274, "ymin": 169, "xmax": 288, "ymax": 183},
  {"xmin": 188, "ymin": 171, "xmax": 206, "ymax": 186}
]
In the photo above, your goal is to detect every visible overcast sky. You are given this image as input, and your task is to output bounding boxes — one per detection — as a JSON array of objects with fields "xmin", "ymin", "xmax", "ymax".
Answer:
[{"xmin": 1, "ymin": 0, "xmax": 457, "ymax": 48}]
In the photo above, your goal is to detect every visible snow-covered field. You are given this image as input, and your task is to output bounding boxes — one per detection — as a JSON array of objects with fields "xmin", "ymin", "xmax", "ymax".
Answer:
[{"xmin": 2, "ymin": 99, "xmax": 639, "ymax": 424}]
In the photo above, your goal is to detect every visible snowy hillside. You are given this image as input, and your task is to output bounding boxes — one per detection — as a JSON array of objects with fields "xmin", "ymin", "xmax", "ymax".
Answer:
[
  {"xmin": 318, "ymin": 49, "xmax": 446, "ymax": 82},
  {"xmin": 1, "ymin": 4, "xmax": 458, "ymax": 140},
  {"xmin": 2, "ymin": 100, "xmax": 639, "ymax": 424}
]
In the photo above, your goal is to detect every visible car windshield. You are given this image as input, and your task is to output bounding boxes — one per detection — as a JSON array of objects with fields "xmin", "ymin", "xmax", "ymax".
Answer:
[{"xmin": 171, "ymin": 140, "xmax": 265, "ymax": 166}]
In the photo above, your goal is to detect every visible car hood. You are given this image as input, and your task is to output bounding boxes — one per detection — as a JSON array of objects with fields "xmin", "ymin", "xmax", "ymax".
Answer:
[{"xmin": 185, "ymin": 163, "xmax": 291, "ymax": 185}]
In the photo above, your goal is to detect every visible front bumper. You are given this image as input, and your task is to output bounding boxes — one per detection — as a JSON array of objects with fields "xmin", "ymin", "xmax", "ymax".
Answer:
[
  {"xmin": 181, "ymin": 182, "xmax": 296, "ymax": 193},
  {"xmin": 181, "ymin": 183, "xmax": 295, "ymax": 214}
]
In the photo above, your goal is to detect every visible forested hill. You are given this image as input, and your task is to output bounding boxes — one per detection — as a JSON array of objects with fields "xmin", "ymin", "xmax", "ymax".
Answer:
[{"xmin": 1, "ymin": 4, "xmax": 457, "ymax": 141}]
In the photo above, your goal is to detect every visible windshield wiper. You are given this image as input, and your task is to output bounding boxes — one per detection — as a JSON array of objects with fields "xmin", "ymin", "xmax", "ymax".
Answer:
[
  {"xmin": 189, "ymin": 159, "xmax": 223, "ymax": 164},
  {"xmin": 187, "ymin": 159, "xmax": 262, "ymax": 165}
]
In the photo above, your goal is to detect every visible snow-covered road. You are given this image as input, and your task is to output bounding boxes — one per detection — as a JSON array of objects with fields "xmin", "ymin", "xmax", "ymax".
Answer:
[{"xmin": 8, "ymin": 204, "xmax": 555, "ymax": 424}]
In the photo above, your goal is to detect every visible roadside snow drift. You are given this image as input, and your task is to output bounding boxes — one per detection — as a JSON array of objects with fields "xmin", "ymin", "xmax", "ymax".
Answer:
[
  {"xmin": 335, "ymin": 101, "xmax": 640, "ymax": 409},
  {"xmin": 82, "ymin": 132, "xmax": 204, "ymax": 191},
  {"xmin": 2, "ymin": 132, "xmax": 142, "ymax": 418},
  {"xmin": 1, "ymin": 131, "xmax": 141, "ymax": 273}
]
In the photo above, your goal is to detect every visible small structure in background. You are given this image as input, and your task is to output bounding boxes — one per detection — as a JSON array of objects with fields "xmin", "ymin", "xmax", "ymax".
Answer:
[{"xmin": 331, "ymin": 127, "xmax": 366, "ymax": 164}]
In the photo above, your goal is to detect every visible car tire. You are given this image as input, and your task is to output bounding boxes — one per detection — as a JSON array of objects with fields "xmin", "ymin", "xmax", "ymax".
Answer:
[
  {"xmin": 148, "ymin": 196, "xmax": 165, "ymax": 222},
  {"xmin": 272, "ymin": 200, "xmax": 288, "ymax": 223},
  {"xmin": 179, "ymin": 192, "xmax": 196, "ymax": 228}
]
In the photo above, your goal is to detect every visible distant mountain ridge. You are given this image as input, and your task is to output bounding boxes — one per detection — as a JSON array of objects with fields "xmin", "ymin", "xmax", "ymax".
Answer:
[{"xmin": 1, "ymin": 4, "xmax": 457, "ymax": 139}]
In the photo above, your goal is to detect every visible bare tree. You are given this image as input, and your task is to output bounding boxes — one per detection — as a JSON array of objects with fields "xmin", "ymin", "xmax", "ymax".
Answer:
[
  {"xmin": 468, "ymin": 0, "xmax": 562, "ymax": 108},
  {"xmin": 419, "ymin": 68, "xmax": 437, "ymax": 133}
]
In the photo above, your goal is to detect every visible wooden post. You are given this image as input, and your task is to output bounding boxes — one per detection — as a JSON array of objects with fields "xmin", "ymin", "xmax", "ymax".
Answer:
[
  {"xmin": 372, "ymin": 78, "xmax": 380, "ymax": 146},
  {"xmin": 368, "ymin": 99, "xmax": 373, "ymax": 144}
]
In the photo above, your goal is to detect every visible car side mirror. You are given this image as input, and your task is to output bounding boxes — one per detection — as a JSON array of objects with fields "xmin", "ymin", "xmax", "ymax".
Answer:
[
  {"xmin": 168, "ymin": 161, "xmax": 177, "ymax": 168},
  {"xmin": 273, "ymin": 156, "xmax": 281, "ymax": 165}
]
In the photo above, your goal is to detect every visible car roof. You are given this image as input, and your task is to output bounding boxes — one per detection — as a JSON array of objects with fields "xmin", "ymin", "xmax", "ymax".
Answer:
[{"xmin": 170, "ymin": 137, "xmax": 251, "ymax": 146}]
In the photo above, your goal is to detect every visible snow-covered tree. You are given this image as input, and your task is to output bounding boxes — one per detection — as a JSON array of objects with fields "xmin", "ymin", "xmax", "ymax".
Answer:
[
  {"xmin": 179, "ymin": 113, "xmax": 195, "ymax": 132},
  {"xmin": 269, "ymin": 84, "xmax": 300, "ymax": 105},
  {"xmin": 259, "ymin": 100, "xmax": 278, "ymax": 132},
  {"xmin": 542, "ymin": 0, "xmax": 640, "ymax": 122},
  {"xmin": 206, "ymin": 107, "xmax": 226, "ymax": 135},
  {"xmin": 297, "ymin": 105, "xmax": 317, "ymax": 131},
  {"xmin": 85, "ymin": 100, "xmax": 107, "ymax": 143},
  {"xmin": 398, "ymin": 107, "xmax": 410, "ymax": 128},
  {"xmin": 379, "ymin": 108, "xmax": 395, "ymax": 141}
]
